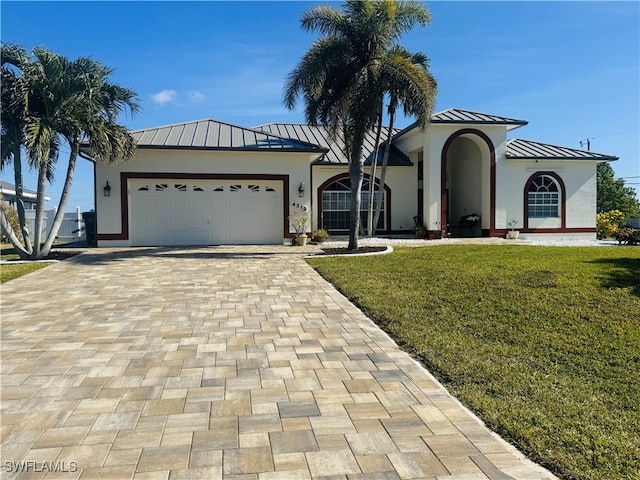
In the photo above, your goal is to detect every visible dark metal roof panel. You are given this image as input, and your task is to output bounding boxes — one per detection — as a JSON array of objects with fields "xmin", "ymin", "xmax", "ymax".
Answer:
[
  {"xmin": 431, "ymin": 108, "xmax": 528, "ymax": 127},
  {"xmin": 506, "ymin": 138, "xmax": 618, "ymax": 161},
  {"xmin": 255, "ymin": 124, "xmax": 410, "ymax": 166},
  {"xmin": 192, "ymin": 120, "xmax": 209, "ymax": 146},
  {"xmin": 129, "ymin": 119, "xmax": 326, "ymax": 152}
]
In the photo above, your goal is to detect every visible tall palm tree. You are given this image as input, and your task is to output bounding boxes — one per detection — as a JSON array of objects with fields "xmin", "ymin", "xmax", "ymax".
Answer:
[
  {"xmin": 284, "ymin": 0, "xmax": 432, "ymax": 250},
  {"xmin": 1, "ymin": 45, "xmax": 139, "ymax": 259},
  {"xmin": 371, "ymin": 47, "xmax": 436, "ymax": 235},
  {"xmin": 1, "ymin": 43, "xmax": 33, "ymax": 253},
  {"xmin": 366, "ymin": 47, "xmax": 436, "ymax": 236}
]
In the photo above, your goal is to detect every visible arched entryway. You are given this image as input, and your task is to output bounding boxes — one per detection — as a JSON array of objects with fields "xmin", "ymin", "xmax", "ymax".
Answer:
[
  {"xmin": 441, "ymin": 129, "xmax": 495, "ymax": 236},
  {"xmin": 317, "ymin": 173, "xmax": 391, "ymax": 234}
]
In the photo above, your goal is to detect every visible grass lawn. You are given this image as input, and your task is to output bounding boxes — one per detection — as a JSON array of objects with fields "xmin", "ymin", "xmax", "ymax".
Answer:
[
  {"xmin": 0, "ymin": 243, "xmax": 52, "ymax": 284},
  {"xmin": 307, "ymin": 245, "xmax": 639, "ymax": 480}
]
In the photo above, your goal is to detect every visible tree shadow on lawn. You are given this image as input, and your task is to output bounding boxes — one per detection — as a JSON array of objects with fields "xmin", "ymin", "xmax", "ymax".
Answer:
[
  {"xmin": 66, "ymin": 246, "xmax": 316, "ymax": 265},
  {"xmin": 589, "ymin": 257, "xmax": 640, "ymax": 297}
]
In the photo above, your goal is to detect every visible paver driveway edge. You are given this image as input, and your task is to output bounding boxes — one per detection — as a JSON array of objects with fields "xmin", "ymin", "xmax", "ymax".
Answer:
[{"xmin": 0, "ymin": 246, "xmax": 557, "ymax": 480}]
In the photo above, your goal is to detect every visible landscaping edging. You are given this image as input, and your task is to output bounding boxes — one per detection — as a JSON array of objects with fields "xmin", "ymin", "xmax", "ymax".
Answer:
[{"xmin": 307, "ymin": 245, "xmax": 393, "ymax": 258}]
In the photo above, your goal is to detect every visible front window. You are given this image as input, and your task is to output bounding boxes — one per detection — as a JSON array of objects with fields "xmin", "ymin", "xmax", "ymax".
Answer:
[
  {"xmin": 321, "ymin": 178, "xmax": 385, "ymax": 231},
  {"xmin": 528, "ymin": 175, "xmax": 559, "ymax": 217}
]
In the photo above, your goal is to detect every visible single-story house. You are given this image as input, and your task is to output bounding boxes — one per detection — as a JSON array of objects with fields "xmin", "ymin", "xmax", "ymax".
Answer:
[
  {"xmin": 85, "ymin": 108, "xmax": 618, "ymax": 247},
  {"xmin": 0, "ymin": 181, "xmax": 49, "ymax": 210}
]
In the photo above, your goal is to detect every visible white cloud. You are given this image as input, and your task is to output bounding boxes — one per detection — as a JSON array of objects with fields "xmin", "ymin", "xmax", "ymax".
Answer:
[
  {"xmin": 188, "ymin": 91, "xmax": 205, "ymax": 103},
  {"xmin": 151, "ymin": 90, "xmax": 177, "ymax": 105}
]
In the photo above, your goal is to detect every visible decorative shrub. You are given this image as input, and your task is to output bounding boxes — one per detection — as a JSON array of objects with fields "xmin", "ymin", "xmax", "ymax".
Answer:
[
  {"xmin": 289, "ymin": 209, "xmax": 309, "ymax": 236},
  {"xmin": 312, "ymin": 229, "xmax": 329, "ymax": 243},
  {"xmin": 1, "ymin": 201, "xmax": 21, "ymax": 243},
  {"xmin": 596, "ymin": 209, "xmax": 625, "ymax": 239},
  {"xmin": 414, "ymin": 224, "xmax": 428, "ymax": 238},
  {"xmin": 613, "ymin": 227, "xmax": 640, "ymax": 245}
]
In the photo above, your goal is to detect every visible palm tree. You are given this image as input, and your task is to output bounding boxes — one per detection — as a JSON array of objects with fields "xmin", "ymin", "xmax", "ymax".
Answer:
[
  {"xmin": 1, "ymin": 43, "xmax": 33, "ymax": 254},
  {"xmin": 284, "ymin": 0, "xmax": 432, "ymax": 250},
  {"xmin": 366, "ymin": 47, "xmax": 436, "ymax": 236},
  {"xmin": 371, "ymin": 47, "xmax": 436, "ymax": 235},
  {"xmin": 1, "ymin": 45, "xmax": 139, "ymax": 259}
]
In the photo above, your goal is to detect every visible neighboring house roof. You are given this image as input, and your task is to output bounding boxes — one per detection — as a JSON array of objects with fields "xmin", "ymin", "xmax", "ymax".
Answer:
[
  {"xmin": 255, "ymin": 123, "xmax": 412, "ymax": 166},
  {"xmin": 506, "ymin": 138, "xmax": 618, "ymax": 162},
  {"xmin": 0, "ymin": 181, "xmax": 42, "ymax": 200}
]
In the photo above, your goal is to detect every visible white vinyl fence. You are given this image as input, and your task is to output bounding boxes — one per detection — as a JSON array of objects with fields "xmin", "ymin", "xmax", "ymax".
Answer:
[{"xmin": 25, "ymin": 207, "xmax": 86, "ymax": 244}]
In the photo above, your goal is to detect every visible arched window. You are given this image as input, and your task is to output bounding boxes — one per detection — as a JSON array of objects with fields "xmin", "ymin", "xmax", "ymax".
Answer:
[
  {"xmin": 527, "ymin": 174, "xmax": 559, "ymax": 218},
  {"xmin": 320, "ymin": 176, "xmax": 386, "ymax": 231}
]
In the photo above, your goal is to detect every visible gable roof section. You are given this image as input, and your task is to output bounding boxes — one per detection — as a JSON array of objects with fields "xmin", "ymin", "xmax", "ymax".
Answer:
[
  {"xmin": 129, "ymin": 119, "xmax": 327, "ymax": 153},
  {"xmin": 255, "ymin": 123, "xmax": 411, "ymax": 166},
  {"xmin": 393, "ymin": 108, "xmax": 529, "ymax": 141},
  {"xmin": 431, "ymin": 108, "xmax": 528, "ymax": 130},
  {"xmin": 506, "ymin": 138, "xmax": 618, "ymax": 162}
]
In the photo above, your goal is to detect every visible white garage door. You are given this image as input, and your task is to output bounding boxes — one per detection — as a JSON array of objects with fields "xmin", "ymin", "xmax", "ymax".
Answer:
[{"xmin": 129, "ymin": 179, "xmax": 283, "ymax": 246}]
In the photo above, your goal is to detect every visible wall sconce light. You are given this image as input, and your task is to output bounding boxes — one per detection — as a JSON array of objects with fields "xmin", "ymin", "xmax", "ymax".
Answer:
[
  {"xmin": 103, "ymin": 181, "xmax": 111, "ymax": 197},
  {"xmin": 298, "ymin": 182, "xmax": 305, "ymax": 198}
]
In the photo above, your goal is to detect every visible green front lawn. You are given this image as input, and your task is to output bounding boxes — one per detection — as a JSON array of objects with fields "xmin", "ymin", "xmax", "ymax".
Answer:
[
  {"xmin": 0, "ymin": 243, "xmax": 52, "ymax": 283},
  {"xmin": 307, "ymin": 245, "xmax": 640, "ymax": 480}
]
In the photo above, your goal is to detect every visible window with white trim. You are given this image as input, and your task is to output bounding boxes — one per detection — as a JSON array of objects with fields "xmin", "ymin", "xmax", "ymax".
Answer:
[
  {"xmin": 321, "ymin": 178, "xmax": 385, "ymax": 230},
  {"xmin": 528, "ymin": 175, "xmax": 559, "ymax": 218}
]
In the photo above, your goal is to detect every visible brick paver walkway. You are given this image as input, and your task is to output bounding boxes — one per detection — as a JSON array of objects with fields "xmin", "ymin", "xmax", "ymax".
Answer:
[{"xmin": 1, "ymin": 246, "xmax": 556, "ymax": 479}]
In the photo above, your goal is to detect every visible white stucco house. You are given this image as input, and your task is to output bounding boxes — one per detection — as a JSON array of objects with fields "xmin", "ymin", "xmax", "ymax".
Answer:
[{"xmin": 84, "ymin": 108, "xmax": 618, "ymax": 247}]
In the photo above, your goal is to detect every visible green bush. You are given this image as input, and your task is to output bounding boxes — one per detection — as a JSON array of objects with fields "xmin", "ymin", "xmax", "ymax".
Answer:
[
  {"xmin": 614, "ymin": 227, "xmax": 640, "ymax": 245},
  {"xmin": 596, "ymin": 210, "xmax": 625, "ymax": 239},
  {"xmin": 1, "ymin": 201, "xmax": 21, "ymax": 243},
  {"xmin": 312, "ymin": 229, "xmax": 329, "ymax": 243},
  {"xmin": 414, "ymin": 224, "xmax": 428, "ymax": 238}
]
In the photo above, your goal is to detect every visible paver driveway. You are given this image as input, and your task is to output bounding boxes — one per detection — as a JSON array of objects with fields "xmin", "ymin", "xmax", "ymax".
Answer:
[{"xmin": 1, "ymin": 246, "xmax": 556, "ymax": 479}]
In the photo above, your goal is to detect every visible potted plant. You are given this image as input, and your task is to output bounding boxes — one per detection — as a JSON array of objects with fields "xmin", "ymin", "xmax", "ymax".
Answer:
[
  {"xmin": 507, "ymin": 220, "xmax": 519, "ymax": 239},
  {"xmin": 312, "ymin": 228, "xmax": 329, "ymax": 244},
  {"xmin": 289, "ymin": 209, "xmax": 309, "ymax": 246}
]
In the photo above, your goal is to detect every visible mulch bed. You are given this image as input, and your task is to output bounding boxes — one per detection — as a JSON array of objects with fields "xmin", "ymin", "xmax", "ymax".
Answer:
[
  {"xmin": 320, "ymin": 246, "xmax": 388, "ymax": 255},
  {"xmin": 3, "ymin": 250, "xmax": 84, "ymax": 262}
]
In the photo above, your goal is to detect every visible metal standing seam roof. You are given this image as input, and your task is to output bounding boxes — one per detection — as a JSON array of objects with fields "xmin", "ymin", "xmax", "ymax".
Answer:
[
  {"xmin": 506, "ymin": 138, "xmax": 618, "ymax": 161},
  {"xmin": 255, "ymin": 123, "xmax": 411, "ymax": 166},
  {"xmin": 394, "ymin": 108, "xmax": 529, "ymax": 140},
  {"xmin": 430, "ymin": 108, "xmax": 528, "ymax": 128},
  {"xmin": 128, "ymin": 119, "xmax": 328, "ymax": 153}
]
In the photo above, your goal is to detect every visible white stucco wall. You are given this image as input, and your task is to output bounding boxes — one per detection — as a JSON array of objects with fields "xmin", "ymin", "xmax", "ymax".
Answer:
[
  {"xmin": 95, "ymin": 148, "xmax": 316, "ymax": 245},
  {"xmin": 311, "ymin": 163, "xmax": 418, "ymax": 232},
  {"xmin": 495, "ymin": 159, "xmax": 598, "ymax": 230},
  {"xmin": 396, "ymin": 124, "xmax": 507, "ymax": 232}
]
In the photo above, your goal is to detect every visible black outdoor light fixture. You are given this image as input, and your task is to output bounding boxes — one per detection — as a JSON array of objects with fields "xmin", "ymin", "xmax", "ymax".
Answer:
[
  {"xmin": 103, "ymin": 181, "xmax": 111, "ymax": 197},
  {"xmin": 298, "ymin": 182, "xmax": 305, "ymax": 198}
]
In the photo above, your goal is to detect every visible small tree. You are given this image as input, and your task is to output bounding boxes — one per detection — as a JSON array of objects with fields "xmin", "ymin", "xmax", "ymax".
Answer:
[{"xmin": 597, "ymin": 163, "xmax": 639, "ymax": 221}]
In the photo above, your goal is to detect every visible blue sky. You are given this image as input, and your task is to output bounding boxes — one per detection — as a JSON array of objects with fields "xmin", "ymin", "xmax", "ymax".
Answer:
[{"xmin": 2, "ymin": 1, "xmax": 639, "ymax": 212}]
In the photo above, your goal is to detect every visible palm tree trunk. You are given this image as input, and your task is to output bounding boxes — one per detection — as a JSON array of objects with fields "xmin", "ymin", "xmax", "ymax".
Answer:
[
  {"xmin": 372, "ymin": 105, "xmax": 396, "ymax": 235},
  {"xmin": 31, "ymin": 162, "xmax": 49, "ymax": 259},
  {"xmin": 41, "ymin": 143, "xmax": 79, "ymax": 256},
  {"xmin": 1, "ymin": 208, "xmax": 30, "ymax": 257},
  {"xmin": 367, "ymin": 110, "xmax": 383, "ymax": 237},
  {"xmin": 348, "ymin": 143, "xmax": 365, "ymax": 250},
  {"xmin": 11, "ymin": 143, "xmax": 32, "ymax": 254}
]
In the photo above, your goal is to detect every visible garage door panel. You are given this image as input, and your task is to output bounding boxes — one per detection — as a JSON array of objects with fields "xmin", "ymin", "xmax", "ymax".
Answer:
[{"xmin": 130, "ymin": 179, "xmax": 284, "ymax": 246}]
